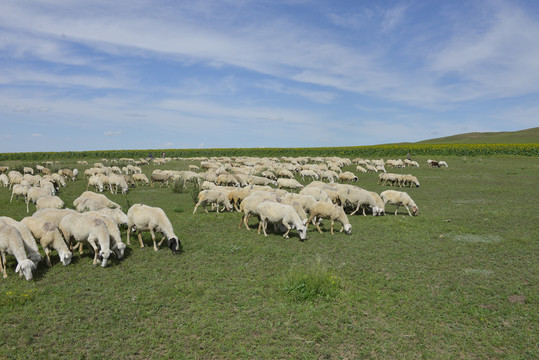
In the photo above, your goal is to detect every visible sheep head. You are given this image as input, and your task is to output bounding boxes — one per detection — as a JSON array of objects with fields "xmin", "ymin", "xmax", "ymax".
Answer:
[
  {"xmin": 168, "ymin": 237, "xmax": 182, "ymax": 254},
  {"xmin": 61, "ymin": 251, "xmax": 73, "ymax": 266},
  {"xmin": 98, "ymin": 249, "xmax": 112, "ymax": 267},
  {"xmin": 297, "ymin": 226, "xmax": 307, "ymax": 241},
  {"xmin": 15, "ymin": 259, "xmax": 36, "ymax": 281},
  {"xmin": 411, "ymin": 206, "xmax": 419, "ymax": 216},
  {"xmin": 343, "ymin": 224, "xmax": 352, "ymax": 235}
]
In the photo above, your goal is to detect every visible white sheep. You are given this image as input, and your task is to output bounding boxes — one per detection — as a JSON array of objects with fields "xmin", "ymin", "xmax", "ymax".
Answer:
[
  {"xmin": 126, "ymin": 204, "xmax": 182, "ymax": 253},
  {"xmin": 380, "ymin": 190, "xmax": 419, "ymax": 216},
  {"xmin": 299, "ymin": 169, "xmax": 319, "ymax": 181},
  {"xmin": 36, "ymin": 195, "xmax": 65, "ymax": 210},
  {"xmin": 75, "ymin": 198, "xmax": 107, "ymax": 212},
  {"xmin": 0, "ymin": 224, "xmax": 36, "ymax": 280},
  {"xmin": 132, "ymin": 173, "xmax": 149, "ymax": 186},
  {"xmin": 59, "ymin": 213, "xmax": 113, "ymax": 267},
  {"xmin": 96, "ymin": 208, "xmax": 128, "ymax": 227},
  {"xmin": 238, "ymin": 191, "xmax": 280, "ymax": 230},
  {"xmin": 73, "ymin": 191, "xmax": 121, "ymax": 210},
  {"xmin": 32, "ymin": 208, "xmax": 78, "ymax": 227},
  {"xmin": 306, "ymin": 202, "xmax": 352, "ymax": 235},
  {"xmin": 355, "ymin": 165, "xmax": 368, "ymax": 174},
  {"xmin": 20, "ymin": 217, "xmax": 72, "ymax": 267},
  {"xmin": 0, "ymin": 217, "xmax": 43, "ymax": 266},
  {"xmin": 256, "ymin": 202, "xmax": 307, "ymax": 240},
  {"xmin": 337, "ymin": 187, "xmax": 384, "ymax": 216},
  {"xmin": 401, "ymin": 174, "xmax": 420, "ymax": 188},
  {"xmin": 0, "ymin": 174, "xmax": 8, "ymax": 187},
  {"xmin": 193, "ymin": 190, "xmax": 233, "ymax": 214},
  {"xmin": 338, "ymin": 171, "xmax": 358, "ymax": 183},
  {"xmin": 87, "ymin": 175, "xmax": 104, "ymax": 192},
  {"xmin": 276, "ymin": 178, "xmax": 304, "ymax": 191},
  {"xmin": 10, "ymin": 184, "xmax": 30, "ymax": 203},
  {"xmin": 27, "ymin": 186, "xmax": 53, "ymax": 204},
  {"xmin": 109, "ymin": 174, "xmax": 129, "ymax": 194},
  {"xmin": 321, "ymin": 170, "xmax": 339, "ymax": 182},
  {"xmin": 85, "ymin": 211, "xmax": 127, "ymax": 259}
]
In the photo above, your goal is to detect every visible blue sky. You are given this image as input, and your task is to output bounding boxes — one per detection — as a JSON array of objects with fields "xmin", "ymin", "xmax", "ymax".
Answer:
[{"xmin": 1, "ymin": 0, "xmax": 538, "ymax": 152}]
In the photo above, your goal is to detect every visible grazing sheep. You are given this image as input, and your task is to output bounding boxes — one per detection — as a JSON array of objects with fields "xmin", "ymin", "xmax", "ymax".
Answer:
[
  {"xmin": 321, "ymin": 170, "xmax": 339, "ymax": 182},
  {"xmin": 380, "ymin": 190, "xmax": 419, "ymax": 216},
  {"xmin": 36, "ymin": 195, "xmax": 65, "ymax": 210},
  {"xmin": 193, "ymin": 190, "xmax": 233, "ymax": 214},
  {"xmin": 216, "ymin": 173, "xmax": 240, "ymax": 187},
  {"xmin": 20, "ymin": 217, "xmax": 72, "ymax": 267},
  {"xmin": 85, "ymin": 212, "xmax": 127, "ymax": 259},
  {"xmin": 32, "ymin": 208, "xmax": 78, "ymax": 228},
  {"xmin": 337, "ymin": 187, "xmax": 384, "ymax": 216},
  {"xmin": 132, "ymin": 173, "xmax": 149, "ymax": 186},
  {"xmin": 150, "ymin": 172, "xmax": 171, "ymax": 187},
  {"xmin": 126, "ymin": 204, "xmax": 181, "ymax": 253},
  {"xmin": 59, "ymin": 213, "xmax": 112, "ymax": 267},
  {"xmin": 238, "ymin": 192, "xmax": 280, "ymax": 230},
  {"xmin": 299, "ymin": 169, "xmax": 319, "ymax": 181},
  {"xmin": 0, "ymin": 217, "xmax": 43, "ymax": 266},
  {"xmin": 87, "ymin": 175, "xmax": 104, "ymax": 192},
  {"xmin": 109, "ymin": 174, "xmax": 128, "ymax": 194},
  {"xmin": 307, "ymin": 202, "xmax": 352, "ymax": 235},
  {"xmin": 438, "ymin": 161, "xmax": 448, "ymax": 167},
  {"xmin": 23, "ymin": 167, "xmax": 34, "ymax": 175},
  {"xmin": 261, "ymin": 170, "xmax": 277, "ymax": 180},
  {"xmin": 355, "ymin": 165, "xmax": 368, "ymax": 174},
  {"xmin": 338, "ymin": 171, "xmax": 358, "ymax": 183},
  {"xmin": 75, "ymin": 198, "xmax": 107, "ymax": 212},
  {"xmin": 0, "ymin": 174, "xmax": 9, "ymax": 187},
  {"xmin": 73, "ymin": 191, "xmax": 121, "ymax": 210},
  {"xmin": 0, "ymin": 224, "xmax": 36, "ymax": 280},
  {"xmin": 401, "ymin": 174, "xmax": 420, "ymax": 188},
  {"xmin": 256, "ymin": 202, "xmax": 307, "ymax": 240},
  {"xmin": 27, "ymin": 187, "xmax": 53, "ymax": 206},
  {"xmin": 299, "ymin": 187, "xmax": 332, "ymax": 203},
  {"xmin": 368, "ymin": 191, "xmax": 385, "ymax": 216},
  {"xmin": 10, "ymin": 184, "xmax": 30, "ymax": 203},
  {"xmin": 277, "ymin": 178, "xmax": 304, "ymax": 191},
  {"xmin": 248, "ymin": 175, "xmax": 277, "ymax": 187},
  {"xmin": 96, "ymin": 208, "xmax": 128, "ymax": 227},
  {"xmin": 0, "ymin": 166, "xmax": 9, "ymax": 174}
]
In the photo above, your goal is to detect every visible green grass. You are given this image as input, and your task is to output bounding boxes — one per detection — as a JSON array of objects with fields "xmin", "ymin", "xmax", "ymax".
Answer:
[
  {"xmin": 0, "ymin": 155, "xmax": 537, "ymax": 359},
  {"xmin": 416, "ymin": 126, "xmax": 539, "ymax": 144}
]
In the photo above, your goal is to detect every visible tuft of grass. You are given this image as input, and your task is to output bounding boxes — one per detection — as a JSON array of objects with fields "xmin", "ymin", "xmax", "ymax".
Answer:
[
  {"xmin": 190, "ymin": 182, "xmax": 200, "ymax": 205},
  {"xmin": 0, "ymin": 288, "xmax": 38, "ymax": 308},
  {"xmin": 283, "ymin": 259, "xmax": 342, "ymax": 302},
  {"xmin": 171, "ymin": 178, "xmax": 185, "ymax": 193}
]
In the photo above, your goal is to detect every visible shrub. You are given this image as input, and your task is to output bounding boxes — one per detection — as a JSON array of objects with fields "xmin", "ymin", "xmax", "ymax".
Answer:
[{"xmin": 283, "ymin": 260, "xmax": 342, "ymax": 302}]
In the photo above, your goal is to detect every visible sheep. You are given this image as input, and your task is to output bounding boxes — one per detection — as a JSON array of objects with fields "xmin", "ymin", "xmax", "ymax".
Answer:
[
  {"xmin": 238, "ymin": 191, "xmax": 280, "ymax": 230},
  {"xmin": 132, "ymin": 173, "xmax": 149, "ymax": 186},
  {"xmin": 32, "ymin": 208, "xmax": 78, "ymax": 228},
  {"xmin": 193, "ymin": 190, "xmax": 233, "ymax": 214},
  {"xmin": 0, "ymin": 217, "xmax": 43, "ymax": 266},
  {"xmin": 36, "ymin": 195, "xmax": 65, "ymax": 210},
  {"xmin": 109, "ymin": 174, "xmax": 128, "ymax": 194},
  {"xmin": 23, "ymin": 167, "xmax": 34, "ymax": 175},
  {"xmin": 0, "ymin": 166, "xmax": 9, "ymax": 174},
  {"xmin": 216, "ymin": 173, "xmax": 240, "ymax": 187},
  {"xmin": 337, "ymin": 187, "xmax": 384, "ymax": 216},
  {"xmin": 338, "ymin": 171, "xmax": 358, "ymax": 183},
  {"xmin": 96, "ymin": 208, "xmax": 128, "ymax": 227},
  {"xmin": 299, "ymin": 169, "xmax": 319, "ymax": 181},
  {"xmin": 306, "ymin": 202, "xmax": 352, "ymax": 235},
  {"xmin": 438, "ymin": 161, "xmax": 448, "ymax": 167},
  {"xmin": 261, "ymin": 170, "xmax": 277, "ymax": 180},
  {"xmin": 248, "ymin": 175, "xmax": 277, "ymax": 187},
  {"xmin": 276, "ymin": 178, "xmax": 304, "ymax": 191},
  {"xmin": 355, "ymin": 165, "xmax": 368, "ymax": 174},
  {"xmin": 85, "ymin": 211, "xmax": 126, "ymax": 259},
  {"xmin": 20, "ymin": 217, "xmax": 72, "ymax": 267},
  {"xmin": 380, "ymin": 190, "xmax": 419, "ymax": 216},
  {"xmin": 27, "ymin": 186, "xmax": 53, "ymax": 205},
  {"xmin": 59, "ymin": 168, "xmax": 75, "ymax": 181},
  {"xmin": 51, "ymin": 173, "xmax": 66, "ymax": 188},
  {"xmin": 321, "ymin": 170, "xmax": 339, "ymax": 182},
  {"xmin": 299, "ymin": 187, "xmax": 332, "ymax": 203},
  {"xmin": 401, "ymin": 174, "xmax": 420, "ymax": 188},
  {"xmin": 0, "ymin": 174, "xmax": 9, "ymax": 187},
  {"xmin": 0, "ymin": 224, "xmax": 36, "ymax": 280},
  {"xmin": 280, "ymin": 193, "xmax": 320, "ymax": 214},
  {"xmin": 10, "ymin": 184, "xmax": 30, "ymax": 203},
  {"xmin": 368, "ymin": 191, "xmax": 385, "ymax": 216},
  {"xmin": 126, "ymin": 204, "xmax": 182, "ymax": 253},
  {"xmin": 59, "ymin": 213, "xmax": 112, "ymax": 267},
  {"xmin": 73, "ymin": 191, "xmax": 121, "ymax": 210},
  {"xmin": 75, "ymin": 198, "xmax": 107, "ymax": 212},
  {"xmin": 87, "ymin": 175, "xmax": 104, "ymax": 192},
  {"xmin": 150, "ymin": 172, "xmax": 171, "ymax": 187},
  {"xmin": 276, "ymin": 168, "xmax": 295, "ymax": 179},
  {"xmin": 256, "ymin": 202, "xmax": 307, "ymax": 240}
]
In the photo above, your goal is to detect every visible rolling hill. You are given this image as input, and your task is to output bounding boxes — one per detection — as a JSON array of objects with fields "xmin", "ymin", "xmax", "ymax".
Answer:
[{"xmin": 416, "ymin": 127, "xmax": 539, "ymax": 144}]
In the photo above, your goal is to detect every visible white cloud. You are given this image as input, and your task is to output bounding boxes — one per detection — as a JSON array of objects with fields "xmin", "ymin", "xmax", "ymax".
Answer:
[
  {"xmin": 31, "ymin": 133, "xmax": 43, "ymax": 137},
  {"xmin": 104, "ymin": 130, "xmax": 123, "ymax": 136}
]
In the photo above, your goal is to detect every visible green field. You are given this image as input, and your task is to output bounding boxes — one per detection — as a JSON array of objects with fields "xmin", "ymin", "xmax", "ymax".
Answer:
[
  {"xmin": 415, "ymin": 127, "xmax": 539, "ymax": 144},
  {"xmin": 0, "ymin": 155, "xmax": 537, "ymax": 359}
]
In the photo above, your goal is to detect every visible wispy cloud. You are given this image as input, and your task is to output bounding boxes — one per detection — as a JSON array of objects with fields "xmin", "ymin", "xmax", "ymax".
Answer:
[{"xmin": 104, "ymin": 131, "xmax": 123, "ymax": 136}]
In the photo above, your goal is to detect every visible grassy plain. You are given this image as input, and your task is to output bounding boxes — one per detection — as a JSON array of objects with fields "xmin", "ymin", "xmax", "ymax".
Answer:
[{"xmin": 0, "ymin": 155, "xmax": 537, "ymax": 359}]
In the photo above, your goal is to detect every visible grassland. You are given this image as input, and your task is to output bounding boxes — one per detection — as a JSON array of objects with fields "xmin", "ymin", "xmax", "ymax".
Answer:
[
  {"xmin": 415, "ymin": 127, "xmax": 539, "ymax": 144},
  {"xmin": 0, "ymin": 155, "xmax": 537, "ymax": 359}
]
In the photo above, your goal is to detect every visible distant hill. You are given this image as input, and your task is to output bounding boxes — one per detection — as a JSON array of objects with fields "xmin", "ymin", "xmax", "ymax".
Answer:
[{"xmin": 416, "ymin": 127, "xmax": 539, "ymax": 144}]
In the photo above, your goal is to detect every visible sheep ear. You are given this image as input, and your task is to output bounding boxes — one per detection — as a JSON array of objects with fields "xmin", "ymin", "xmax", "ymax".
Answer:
[{"xmin": 15, "ymin": 263, "xmax": 21, "ymax": 273}]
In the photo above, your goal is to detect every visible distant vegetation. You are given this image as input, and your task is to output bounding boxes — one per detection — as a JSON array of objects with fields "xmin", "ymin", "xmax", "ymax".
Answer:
[{"xmin": 416, "ymin": 127, "xmax": 539, "ymax": 144}]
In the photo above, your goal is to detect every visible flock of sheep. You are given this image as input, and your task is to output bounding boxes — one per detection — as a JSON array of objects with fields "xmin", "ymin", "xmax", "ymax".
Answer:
[{"xmin": 0, "ymin": 155, "xmax": 448, "ymax": 281}]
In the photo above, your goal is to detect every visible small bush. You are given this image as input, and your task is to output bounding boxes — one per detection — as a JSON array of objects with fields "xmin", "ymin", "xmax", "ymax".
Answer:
[
  {"xmin": 190, "ymin": 182, "xmax": 200, "ymax": 205},
  {"xmin": 283, "ymin": 261, "xmax": 342, "ymax": 302}
]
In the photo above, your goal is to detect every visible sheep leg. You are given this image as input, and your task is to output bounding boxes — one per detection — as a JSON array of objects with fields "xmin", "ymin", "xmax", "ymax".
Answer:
[
  {"xmin": 283, "ymin": 223, "xmax": 291, "ymax": 239},
  {"xmin": 157, "ymin": 233, "xmax": 167, "ymax": 247},
  {"xmin": 362, "ymin": 207, "xmax": 367, "ymax": 216},
  {"xmin": 126, "ymin": 227, "xmax": 131, "ymax": 246},
  {"xmin": 315, "ymin": 220, "xmax": 323, "ymax": 234},
  {"xmin": 405, "ymin": 205, "xmax": 412, "ymax": 216},
  {"xmin": 394, "ymin": 205, "xmax": 400, "ymax": 215},
  {"xmin": 150, "ymin": 229, "xmax": 158, "ymax": 251},
  {"xmin": 262, "ymin": 220, "xmax": 268, "ymax": 237},
  {"xmin": 350, "ymin": 205, "xmax": 360, "ymax": 216},
  {"xmin": 44, "ymin": 247, "xmax": 52, "ymax": 267},
  {"xmin": 193, "ymin": 201, "xmax": 201, "ymax": 214},
  {"xmin": 1, "ymin": 251, "xmax": 7, "ymax": 278},
  {"xmin": 86, "ymin": 240, "xmax": 99, "ymax": 267},
  {"xmin": 330, "ymin": 220, "xmax": 335, "ymax": 235},
  {"xmin": 244, "ymin": 214, "xmax": 251, "ymax": 230},
  {"xmin": 137, "ymin": 232, "xmax": 145, "ymax": 249}
]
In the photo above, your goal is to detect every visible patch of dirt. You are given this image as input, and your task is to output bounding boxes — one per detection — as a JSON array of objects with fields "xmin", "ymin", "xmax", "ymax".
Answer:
[{"xmin": 508, "ymin": 295, "xmax": 526, "ymax": 304}]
